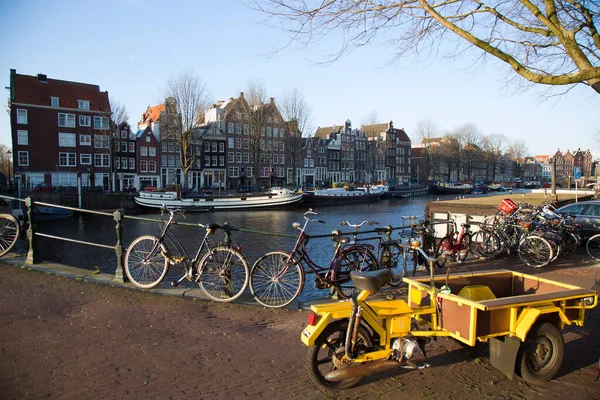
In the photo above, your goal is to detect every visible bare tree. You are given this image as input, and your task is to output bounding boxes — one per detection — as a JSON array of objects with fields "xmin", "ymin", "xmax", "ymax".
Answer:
[
  {"xmin": 455, "ymin": 123, "xmax": 482, "ymax": 181},
  {"xmin": 360, "ymin": 112, "xmax": 385, "ymax": 185},
  {"xmin": 415, "ymin": 119, "xmax": 441, "ymax": 183},
  {"xmin": 508, "ymin": 139, "xmax": 529, "ymax": 178},
  {"xmin": 252, "ymin": 0, "xmax": 600, "ymax": 94},
  {"xmin": 109, "ymin": 98, "xmax": 129, "ymax": 126},
  {"xmin": 164, "ymin": 71, "xmax": 212, "ymax": 191},
  {"xmin": 279, "ymin": 88, "xmax": 313, "ymax": 184},
  {"xmin": 482, "ymin": 133, "xmax": 508, "ymax": 181}
]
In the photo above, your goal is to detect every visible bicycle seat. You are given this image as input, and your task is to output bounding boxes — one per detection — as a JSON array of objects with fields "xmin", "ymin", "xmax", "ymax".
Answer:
[
  {"xmin": 206, "ymin": 222, "xmax": 219, "ymax": 234},
  {"xmin": 461, "ymin": 223, "xmax": 471, "ymax": 228},
  {"xmin": 350, "ymin": 269, "xmax": 393, "ymax": 292},
  {"xmin": 331, "ymin": 235, "xmax": 350, "ymax": 244}
]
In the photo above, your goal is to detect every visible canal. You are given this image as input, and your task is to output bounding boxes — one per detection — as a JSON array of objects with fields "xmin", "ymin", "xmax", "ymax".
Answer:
[{"xmin": 27, "ymin": 192, "xmax": 508, "ymax": 301}]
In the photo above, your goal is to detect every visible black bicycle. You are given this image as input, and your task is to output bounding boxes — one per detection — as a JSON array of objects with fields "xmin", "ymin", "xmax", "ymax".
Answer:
[{"xmin": 124, "ymin": 206, "xmax": 249, "ymax": 302}]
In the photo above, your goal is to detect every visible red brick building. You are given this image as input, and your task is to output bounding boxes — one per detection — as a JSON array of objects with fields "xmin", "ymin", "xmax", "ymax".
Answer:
[{"xmin": 8, "ymin": 69, "xmax": 112, "ymax": 189}]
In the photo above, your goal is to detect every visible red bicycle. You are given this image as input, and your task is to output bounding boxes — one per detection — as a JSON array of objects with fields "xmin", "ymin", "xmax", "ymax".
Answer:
[{"xmin": 434, "ymin": 219, "xmax": 475, "ymax": 268}]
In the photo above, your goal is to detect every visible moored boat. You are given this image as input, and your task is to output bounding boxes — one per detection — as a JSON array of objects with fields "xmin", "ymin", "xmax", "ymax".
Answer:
[
  {"xmin": 432, "ymin": 182, "xmax": 474, "ymax": 195},
  {"xmin": 383, "ymin": 184, "xmax": 430, "ymax": 199},
  {"xmin": 35, "ymin": 206, "xmax": 74, "ymax": 222},
  {"xmin": 134, "ymin": 186, "xmax": 303, "ymax": 211},
  {"xmin": 301, "ymin": 188, "xmax": 382, "ymax": 206}
]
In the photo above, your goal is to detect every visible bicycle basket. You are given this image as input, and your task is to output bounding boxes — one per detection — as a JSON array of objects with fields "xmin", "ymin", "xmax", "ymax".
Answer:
[{"xmin": 498, "ymin": 198, "xmax": 518, "ymax": 215}]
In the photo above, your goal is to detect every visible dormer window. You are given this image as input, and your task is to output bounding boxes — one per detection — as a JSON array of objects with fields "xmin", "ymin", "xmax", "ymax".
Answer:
[
  {"xmin": 77, "ymin": 100, "xmax": 90, "ymax": 110},
  {"xmin": 51, "ymin": 97, "xmax": 59, "ymax": 107}
]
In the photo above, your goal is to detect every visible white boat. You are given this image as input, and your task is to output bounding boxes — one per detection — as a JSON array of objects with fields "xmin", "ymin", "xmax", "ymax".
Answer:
[{"xmin": 134, "ymin": 186, "xmax": 303, "ymax": 211}]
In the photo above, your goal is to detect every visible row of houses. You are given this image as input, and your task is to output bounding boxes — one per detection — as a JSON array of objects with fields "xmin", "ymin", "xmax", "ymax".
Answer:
[{"xmin": 8, "ymin": 70, "xmax": 414, "ymax": 192}]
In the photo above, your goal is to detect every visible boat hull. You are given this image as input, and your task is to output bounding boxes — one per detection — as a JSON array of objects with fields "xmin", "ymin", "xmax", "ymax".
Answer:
[
  {"xmin": 383, "ymin": 186, "xmax": 430, "ymax": 199},
  {"xmin": 301, "ymin": 190, "xmax": 382, "ymax": 206},
  {"xmin": 35, "ymin": 206, "xmax": 74, "ymax": 222},
  {"xmin": 134, "ymin": 188, "xmax": 303, "ymax": 211},
  {"xmin": 432, "ymin": 185, "xmax": 473, "ymax": 195}
]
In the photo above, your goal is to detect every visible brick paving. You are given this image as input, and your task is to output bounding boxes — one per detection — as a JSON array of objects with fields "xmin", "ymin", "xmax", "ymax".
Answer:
[{"xmin": 0, "ymin": 250, "xmax": 599, "ymax": 399}]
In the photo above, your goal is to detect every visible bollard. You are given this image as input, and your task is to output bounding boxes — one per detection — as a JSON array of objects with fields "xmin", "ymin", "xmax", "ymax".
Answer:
[
  {"xmin": 113, "ymin": 209, "xmax": 127, "ymax": 283},
  {"xmin": 25, "ymin": 197, "xmax": 39, "ymax": 265}
]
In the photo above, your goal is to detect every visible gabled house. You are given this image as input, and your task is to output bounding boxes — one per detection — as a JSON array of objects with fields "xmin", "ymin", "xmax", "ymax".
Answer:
[
  {"xmin": 135, "ymin": 126, "xmax": 161, "ymax": 190},
  {"xmin": 113, "ymin": 122, "xmax": 137, "ymax": 191},
  {"xmin": 8, "ymin": 69, "xmax": 112, "ymax": 190}
]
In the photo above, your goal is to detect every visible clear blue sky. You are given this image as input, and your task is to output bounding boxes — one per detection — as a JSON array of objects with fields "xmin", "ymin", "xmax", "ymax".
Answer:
[{"xmin": 1, "ymin": 0, "xmax": 598, "ymax": 158}]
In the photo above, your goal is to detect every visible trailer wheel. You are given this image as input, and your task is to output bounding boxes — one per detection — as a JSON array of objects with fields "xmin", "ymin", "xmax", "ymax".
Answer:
[{"xmin": 517, "ymin": 322, "xmax": 564, "ymax": 382}]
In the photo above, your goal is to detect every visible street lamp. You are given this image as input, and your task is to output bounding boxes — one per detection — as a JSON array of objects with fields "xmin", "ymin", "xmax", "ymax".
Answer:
[{"xmin": 6, "ymin": 150, "xmax": 11, "ymax": 191}]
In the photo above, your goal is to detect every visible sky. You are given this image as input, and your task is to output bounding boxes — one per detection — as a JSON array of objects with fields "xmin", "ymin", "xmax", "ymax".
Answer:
[{"xmin": 1, "ymin": 0, "xmax": 599, "ymax": 159}]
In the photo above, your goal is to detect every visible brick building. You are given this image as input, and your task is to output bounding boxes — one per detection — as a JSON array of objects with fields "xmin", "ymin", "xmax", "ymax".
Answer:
[{"xmin": 8, "ymin": 69, "xmax": 112, "ymax": 189}]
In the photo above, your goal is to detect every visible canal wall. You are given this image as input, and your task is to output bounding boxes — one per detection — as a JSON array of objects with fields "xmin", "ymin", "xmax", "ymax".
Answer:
[{"xmin": 20, "ymin": 191, "xmax": 138, "ymax": 211}]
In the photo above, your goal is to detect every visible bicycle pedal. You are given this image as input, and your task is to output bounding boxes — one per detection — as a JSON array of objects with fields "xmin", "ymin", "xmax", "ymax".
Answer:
[{"xmin": 171, "ymin": 281, "xmax": 179, "ymax": 287}]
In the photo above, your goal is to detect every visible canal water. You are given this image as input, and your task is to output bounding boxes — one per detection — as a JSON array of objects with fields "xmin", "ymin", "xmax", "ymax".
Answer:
[{"xmin": 29, "ymin": 192, "xmax": 508, "ymax": 301}]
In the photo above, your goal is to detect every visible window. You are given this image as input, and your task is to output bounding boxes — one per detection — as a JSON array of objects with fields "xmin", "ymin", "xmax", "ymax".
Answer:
[
  {"xmin": 17, "ymin": 109, "xmax": 27, "ymax": 124},
  {"xmin": 94, "ymin": 154, "xmax": 110, "ymax": 167},
  {"xmin": 219, "ymin": 156, "xmax": 224, "ymax": 166},
  {"xmin": 267, "ymin": 127, "xmax": 272, "ymax": 137},
  {"xmin": 149, "ymin": 147, "xmax": 156, "ymax": 157},
  {"xmin": 235, "ymin": 138, "xmax": 242, "ymax": 149},
  {"xmin": 212, "ymin": 156, "xmax": 217, "ymax": 166},
  {"xmin": 228, "ymin": 122, "xmax": 234, "ymax": 134},
  {"xmin": 141, "ymin": 160, "xmax": 148, "ymax": 172},
  {"xmin": 243, "ymin": 138, "xmax": 249, "ymax": 149},
  {"xmin": 59, "ymin": 132, "xmax": 76, "ymax": 147},
  {"xmin": 121, "ymin": 142, "xmax": 128, "ymax": 152},
  {"xmin": 204, "ymin": 142, "xmax": 210, "ymax": 152},
  {"xmin": 205, "ymin": 156, "xmax": 210, "ymax": 166},
  {"xmin": 115, "ymin": 158, "xmax": 121, "ymax": 169},
  {"xmin": 140, "ymin": 146, "xmax": 148, "ymax": 156},
  {"xmin": 121, "ymin": 157, "xmax": 128, "ymax": 168},
  {"xmin": 219, "ymin": 142, "xmax": 225, "ymax": 152},
  {"xmin": 114, "ymin": 141, "xmax": 120, "ymax": 152},
  {"xmin": 212, "ymin": 142, "xmax": 217, "ymax": 152},
  {"xmin": 80, "ymin": 134, "xmax": 91, "ymax": 146},
  {"xmin": 260, "ymin": 167, "xmax": 270, "ymax": 178},
  {"xmin": 273, "ymin": 154, "xmax": 278, "ymax": 164},
  {"xmin": 18, "ymin": 151, "xmax": 29, "ymax": 166},
  {"xmin": 235, "ymin": 123, "xmax": 242, "ymax": 134},
  {"xmin": 120, "ymin": 129, "xmax": 128, "ymax": 138},
  {"xmin": 59, "ymin": 152, "xmax": 76, "ymax": 167},
  {"xmin": 243, "ymin": 153, "xmax": 249, "ymax": 163},
  {"xmin": 79, "ymin": 115, "xmax": 91, "ymax": 127},
  {"xmin": 129, "ymin": 158, "xmax": 135, "ymax": 170},
  {"xmin": 58, "ymin": 113, "xmax": 76, "ymax": 128},
  {"xmin": 228, "ymin": 137, "xmax": 235, "ymax": 148},
  {"xmin": 93, "ymin": 116, "xmax": 109, "ymax": 130},
  {"xmin": 17, "ymin": 130, "xmax": 28, "ymax": 145},
  {"xmin": 273, "ymin": 127, "xmax": 278, "ymax": 137},
  {"xmin": 149, "ymin": 160, "xmax": 156, "ymax": 172},
  {"xmin": 309, "ymin": 159, "xmax": 314, "ymax": 167},
  {"xmin": 94, "ymin": 135, "xmax": 110, "ymax": 148},
  {"xmin": 247, "ymin": 167, "xmax": 253, "ymax": 177},
  {"xmin": 145, "ymin": 136, "xmax": 150, "ymax": 143},
  {"xmin": 276, "ymin": 167, "xmax": 284, "ymax": 177},
  {"xmin": 77, "ymin": 100, "xmax": 90, "ymax": 110},
  {"xmin": 80, "ymin": 154, "xmax": 91, "ymax": 165},
  {"xmin": 228, "ymin": 166, "xmax": 239, "ymax": 178},
  {"xmin": 228, "ymin": 152, "xmax": 234, "ymax": 163},
  {"xmin": 51, "ymin": 97, "xmax": 59, "ymax": 107}
]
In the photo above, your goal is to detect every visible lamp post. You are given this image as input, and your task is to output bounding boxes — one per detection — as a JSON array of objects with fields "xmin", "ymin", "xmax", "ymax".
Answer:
[{"xmin": 6, "ymin": 150, "xmax": 11, "ymax": 192}]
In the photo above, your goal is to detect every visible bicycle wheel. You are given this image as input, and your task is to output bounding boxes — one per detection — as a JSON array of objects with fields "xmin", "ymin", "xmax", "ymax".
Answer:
[
  {"xmin": 586, "ymin": 234, "xmax": 600, "ymax": 261},
  {"xmin": 518, "ymin": 235, "xmax": 553, "ymax": 268},
  {"xmin": 563, "ymin": 232, "xmax": 580, "ymax": 254},
  {"xmin": 197, "ymin": 245, "xmax": 249, "ymax": 303},
  {"xmin": 469, "ymin": 230, "xmax": 501, "ymax": 259},
  {"xmin": 124, "ymin": 235, "xmax": 168, "ymax": 288},
  {"xmin": 250, "ymin": 251, "xmax": 304, "ymax": 308},
  {"xmin": 0, "ymin": 213, "xmax": 21, "ymax": 257},
  {"xmin": 379, "ymin": 243, "xmax": 404, "ymax": 287},
  {"xmin": 334, "ymin": 248, "xmax": 378, "ymax": 299},
  {"xmin": 435, "ymin": 236, "xmax": 453, "ymax": 268}
]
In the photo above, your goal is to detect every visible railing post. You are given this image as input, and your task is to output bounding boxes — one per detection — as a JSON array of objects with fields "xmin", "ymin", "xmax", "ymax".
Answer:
[
  {"xmin": 25, "ymin": 196, "xmax": 39, "ymax": 264},
  {"xmin": 113, "ymin": 209, "xmax": 127, "ymax": 283}
]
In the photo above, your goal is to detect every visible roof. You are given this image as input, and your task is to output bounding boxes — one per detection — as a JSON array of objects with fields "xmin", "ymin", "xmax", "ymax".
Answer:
[
  {"xmin": 314, "ymin": 125, "xmax": 343, "ymax": 139},
  {"xmin": 411, "ymin": 147, "xmax": 428, "ymax": 157},
  {"xmin": 140, "ymin": 104, "xmax": 165, "ymax": 125},
  {"xmin": 360, "ymin": 123, "xmax": 389, "ymax": 135},
  {"xmin": 11, "ymin": 70, "xmax": 110, "ymax": 112}
]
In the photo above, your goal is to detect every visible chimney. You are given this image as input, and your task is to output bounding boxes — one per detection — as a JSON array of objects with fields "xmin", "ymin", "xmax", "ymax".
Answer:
[
  {"xmin": 37, "ymin": 74, "xmax": 48, "ymax": 83},
  {"xmin": 229, "ymin": 97, "xmax": 234, "ymax": 101},
  {"xmin": 269, "ymin": 97, "xmax": 274, "ymax": 104},
  {"xmin": 239, "ymin": 92, "xmax": 244, "ymax": 98}
]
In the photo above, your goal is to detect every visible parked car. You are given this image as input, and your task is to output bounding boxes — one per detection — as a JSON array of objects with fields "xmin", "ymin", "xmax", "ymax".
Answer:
[
  {"xmin": 33, "ymin": 182, "xmax": 53, "ymax": 192},
  {"xmin": 556, "ymin": 199, "xmax": 600, "ymax": 238}
]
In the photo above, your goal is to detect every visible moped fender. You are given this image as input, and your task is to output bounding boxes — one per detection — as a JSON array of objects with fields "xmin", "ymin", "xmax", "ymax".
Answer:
[{"xmin": 301, "ymin": 313, "xmax": 333, "ymax": 346}]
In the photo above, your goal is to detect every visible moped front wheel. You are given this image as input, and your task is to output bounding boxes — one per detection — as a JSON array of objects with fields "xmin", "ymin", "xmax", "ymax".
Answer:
[
  {"xmin": 250, "ymin": 251, "xmax": 304, "ymax": 308},
  {"xmin": 308, "ymin": 319, "xmax": 374, "ymax": 391}
]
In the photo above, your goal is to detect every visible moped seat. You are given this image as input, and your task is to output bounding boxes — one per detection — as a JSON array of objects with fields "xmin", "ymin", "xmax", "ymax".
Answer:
[{"xmin": 350, "ymin": 269, "xmax": 393, "ymax": 292}]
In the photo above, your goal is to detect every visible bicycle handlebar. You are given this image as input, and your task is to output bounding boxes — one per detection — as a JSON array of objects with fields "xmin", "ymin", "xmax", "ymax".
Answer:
[{"xmin": 339, "ymin": 220, "xmax": 379, "ymax": 229}]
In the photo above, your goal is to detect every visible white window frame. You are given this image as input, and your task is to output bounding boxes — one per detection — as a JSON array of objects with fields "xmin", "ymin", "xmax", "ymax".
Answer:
[
  {"xmin": 115, "ymin": 158, "xmax": 121, "ymax": 169},
  {"xmin": 93, "ymin": 116, "xmax": 109, "ymax": 130},
  {"xmin": 17, "ymin": 130, "xmax": 28, "ymax": 145},
  {"xmin": 79, "ymin": 115, "xmax": 91, "ymax": 127},
  {"xmin": 58, "ymin": 113, "xmax": 76, "ymax": 128},
  {"xmin": 140, "ymin": 160, "xmax": 148, "ymax": 172},
  {"xmin": 129, "ymin": 142, "xmax": 135, "ymax": 153},
  {"xmin": 149, "ymin": 147, "xmax": 156, "ymax": 156},
  {"xmin": 51, "ymin": 97, "xmax": 60, "ymax": 107},
  {"xmin": 228, "ymin": 166, "xmax": 239, "ymax": 178},
  {"xmin": 59, "ymin": 132, "xmax": 76, "ymax": 147},
  {"xmin": 149, "ymin": 160, "xmax": 156, "ymax": 173},
  {"xmin": 94, "ymin": 135, "xmax": 110, "ymax": 148},
  {"xmin": 80, "ymin": 154, "xmax": 92, "ymax": 165},
  {"xmin": 59, "ymin": 152, "xmax": 77, "ymax": 167},
  {"xmin": 77, "ymin": 100, "xmax": 90, "ymax": 110},
  {"xmin": 17, "ymin": 109, "xmax": 27, "ymax": 124},
  {"xmin": 94, "ymin": 153, "xmax": 110, "ymax": 167},
  {"xmin": 79, "ymin": 134, "xmax": 91, "ymax": 146},
  {"xmin": 129, "ymin": 158, "xmax": 135, "ymax": 170},
  {"xmin": 140, "ymin": 146, "xmax": 148, "ymax": 156},
  {"xmin": 18, "ymin": 151, "xmax": 29, "ymax": 166}
]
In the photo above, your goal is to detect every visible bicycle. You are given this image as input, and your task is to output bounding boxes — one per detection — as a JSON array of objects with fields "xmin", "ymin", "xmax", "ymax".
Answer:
[
  {"xmin": 435, "ymin": 219, "xmax": 474, "ymax": 268},
  {"xmin": 249, "ymin": 209, "xmax": 378, "ymax": 308},
  {"xmin": 586, "ymin": 233, "xmax": 600, "ymax": 261},
  {"xmin": 124, "ymin": 206, "xmax": 249, "ymax": 303},
  {"xmin": 0, "ymin": 213, "xmax": 21, "ymax": 257}
]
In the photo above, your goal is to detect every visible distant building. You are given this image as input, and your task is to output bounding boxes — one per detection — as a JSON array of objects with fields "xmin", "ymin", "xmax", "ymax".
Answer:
[{"xmin": 8, "ymin": 69, "xmax": 112, "ymax": 190}]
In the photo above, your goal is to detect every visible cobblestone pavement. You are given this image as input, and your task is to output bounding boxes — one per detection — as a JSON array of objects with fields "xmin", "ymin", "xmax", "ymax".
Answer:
[{"xmin": 0, "ymin": 249, "xmax": 599, "ymax": 399}]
